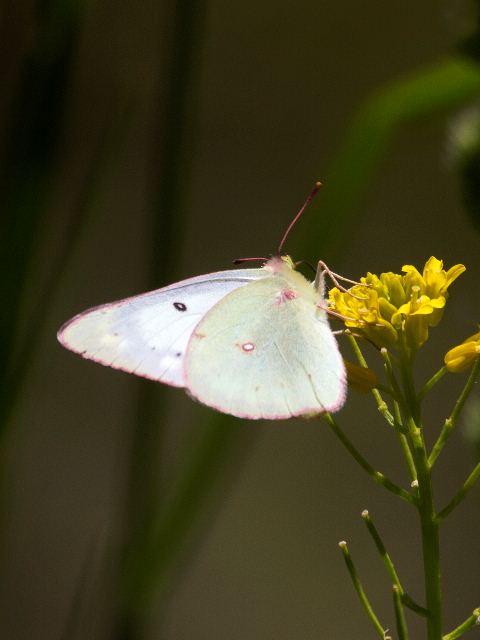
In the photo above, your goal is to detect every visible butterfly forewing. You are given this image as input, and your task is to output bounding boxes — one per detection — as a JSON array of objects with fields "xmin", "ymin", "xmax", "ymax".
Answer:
[
  {"xmin": 58, "ymin": 269, "xmax": 266, "ymax": 387},
  {"xmin": 185, "ymin": 274, "xmax": 346, "ymax": 418}
]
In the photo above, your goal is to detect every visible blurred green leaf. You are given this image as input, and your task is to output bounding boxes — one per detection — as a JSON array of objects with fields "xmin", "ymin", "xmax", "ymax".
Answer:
[
  {"xmin": 0, "ymin": 0, "xmax": 82, "ymax": 433},
  {"xmin": 448, "ymin": 103, "xmax": 480, "ymax": 233},
  {"xmin": 298, "ymin": 56, "xmax": 480, "ymax": 260}
]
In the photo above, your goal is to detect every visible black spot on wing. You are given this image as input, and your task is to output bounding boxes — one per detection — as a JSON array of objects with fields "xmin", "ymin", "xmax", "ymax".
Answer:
[{"xmin": 174, "ymin": 302, "xmax": 187, "ymax": 311}]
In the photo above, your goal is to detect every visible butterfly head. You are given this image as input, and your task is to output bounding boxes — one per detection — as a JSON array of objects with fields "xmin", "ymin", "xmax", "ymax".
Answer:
[{"xmin": 264, "ymin": 255, "xmax": 295, "ymax": 274}]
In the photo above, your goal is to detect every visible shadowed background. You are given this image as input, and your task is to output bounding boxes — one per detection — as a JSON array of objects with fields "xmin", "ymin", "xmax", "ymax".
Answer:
[{"xmin": 1, "ymin": 1, "xmax": 480, "ymax": 638}]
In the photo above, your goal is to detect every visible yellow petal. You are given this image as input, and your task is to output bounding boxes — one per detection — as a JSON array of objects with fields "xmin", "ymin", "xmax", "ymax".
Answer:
[
  {"xmin": 463, "ymin": 330, "xmax": 480, "ymax": 343},
  {"xmin": 402, "ymin": 264, "xmax": 423, "ymax": 278},
  {"xmin": 423, "ymin": 256, "xmax": 444, "ymax": 274},
  {"xmin": 446, "ymin": 264, "xmax": 466, "ymax": 287},
  {"xmin": 402, "ymin": 265, "xmax": 426, "ymax": 296},
  {"xmin": 445, "ymin": 342, "xmax": 480, "ymax": 373}
]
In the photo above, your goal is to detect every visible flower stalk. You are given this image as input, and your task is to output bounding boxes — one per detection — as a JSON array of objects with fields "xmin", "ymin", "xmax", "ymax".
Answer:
[
  {"xmin": 324, "ymin": 414, "xmax": 414, "ymax": 503},
  {"xmin": 338, "ymin": 541, "xmax": 387, "ymax": 638},
  {"xmin": 327, "ymin": 256, "xmax": 479, "ymax": 640},
  {"xmin": 393, "ymin": 585, "xmax": 409, "ymax": 640},
  {"xmin": 429, "ymin": 357, "xmax": 480, "ymax": 467},
  {"xmin": 436, "ymin": 460, "xmax": 480, "ymax": 522},
  {"xmin": 443, "ymin": 608, "xmax": 480, "ymax": 640},
  {"xmin": 361, "ymin": 510, "xmax": 427, "ymax": 616}
]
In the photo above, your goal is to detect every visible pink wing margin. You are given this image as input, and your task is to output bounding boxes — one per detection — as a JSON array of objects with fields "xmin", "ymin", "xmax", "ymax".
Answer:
[{"xmin": 57, "ymin": 268, "xmax": 266, "ymax": 387}]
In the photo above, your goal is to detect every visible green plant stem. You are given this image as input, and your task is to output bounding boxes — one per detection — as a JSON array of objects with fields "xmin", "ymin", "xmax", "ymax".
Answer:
[
  {"xmin": 418, "ymin": 366, "xmax": 447, "ymax": 401},
  {"xmin": 345, "ymin": 332, "xmax": 370, "ymax": 368},
  {"xmin": 399, "ymin": 347, "xmax": 420, "ymax": 421},
  {"xmin": 338, "ymin": 541, "xmax": 386, "ymax": 638},
  {"xmin": 406, "ymin": 413, "xmax": 442, "ymax": 640},
  {"xmin": 429, "ymin": 359, "xmax": 480, "ymax": 467},
  {"xmin": 436, "ymin": 461, "xmax": 480, "ymax": 521},
  {"xmin": 394, "ymin": 397, "xmax": 417, "ymax": 482},
  {"xmin": 443, "ymin": 608, "xmax": 480, "ymax": 640},
  {"xmin": 361, "ymin": 510, "xmax": 427, "ymax": 617},
  {"xmin": 380, "ymin": 349, "xmax": 405, "ymax": 407},
  {"xmin": 393, "ymin": 585, "xmax": 409, "ymax": 640},
  {"xmin": 375, "ymin": 383, "xmax": 398, "ymax": 399},
  {"xmin": 324, "ymin": 414, "xmax": 413, "ymax": 503},
  {"xmin": 380, "ymin": 348, "xmax": 417, "ymax": 481},
  {"xmin": 346, "ymin": 334, "xmax": 395, "ymax": 428}
]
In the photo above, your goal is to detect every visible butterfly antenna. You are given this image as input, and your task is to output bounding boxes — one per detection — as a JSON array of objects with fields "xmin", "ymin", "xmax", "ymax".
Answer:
[
  {"xmin": 277, "ymin": 181, "xmax": 322, "ymax": 255},
  {"xmin": 233, "ymin": 256, "xmax": 268, "ymax": 265}
]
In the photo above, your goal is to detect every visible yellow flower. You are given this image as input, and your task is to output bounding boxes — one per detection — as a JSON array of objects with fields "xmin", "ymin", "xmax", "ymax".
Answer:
[
  {"xmin": 445, "ymin": 331, "xmax": 480, "ymax": 373},
  {"xmin": 328, "ymin": 257, "xmax": 465, "ymax": 351}
]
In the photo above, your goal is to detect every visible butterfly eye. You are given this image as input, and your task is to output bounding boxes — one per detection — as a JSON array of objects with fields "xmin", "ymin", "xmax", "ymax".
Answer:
[{"xmin": 173, "ymin": 302, "xmax": 187, "ymax": 311}]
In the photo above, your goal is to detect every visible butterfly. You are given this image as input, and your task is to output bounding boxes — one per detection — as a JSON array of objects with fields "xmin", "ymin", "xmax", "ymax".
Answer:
[{"xmin": 57, "ymin": 183, "xmax": 347, "ymax": 420}]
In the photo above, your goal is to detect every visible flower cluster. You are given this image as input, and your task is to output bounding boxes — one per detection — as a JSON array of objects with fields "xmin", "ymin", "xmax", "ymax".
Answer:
[{"xmin": 328, "ymin": 257, "xmax": 465, "ymax": 351}]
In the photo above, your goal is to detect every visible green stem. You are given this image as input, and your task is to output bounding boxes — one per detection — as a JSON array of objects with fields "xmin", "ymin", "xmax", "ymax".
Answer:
[
  {"xmin": 393, "ymin": 585, "xmax": 409, "ymax": 640},
  {"xmin": 429, "ymin": 359, "xmax": 480, "ymax": 467},
  {"xmin": 346, "ymin": 334, "xmax": 395, "ymax": 428},
  {"xmin": 361, "ymin": 509, "xmax": 402, "ymax": 585},
  {"xmin": 436, "ymin": 461, "xmax": 480, "ymax": 522},
  {"xmin": 380, "ymin": 348, "xmax": 417, "ymax": 481},
  {"xmin": 361, "ymin": 510, "xmax": 427, "ymax": 617},
  {"xmin": 407, "ymin": 414, "xmax": 442, "ymax": 640},
  {"xmin": 399, "ymin": 346, "xmax": 444, "ymax": 640},
  {"xmin": 398, "ymin": 347, "xmax": 420, "ymax": 423},
  {"xmin": 380, "ymin": 348, "xmax": 406, "ymax": 407},
  {"xmin": 346, "ymin": 332, "xmax": 369, "ymax": 367},
  {"xmin": 372, "ymin": 393, "xmax": 395, "ymax": 428},
  {"xmin": 394, "ymin": 398, "xmax": 417, "ymax": 482},
  {"xmin": 375, "ymin": 383, "xmax": 398, "ymax": 399},
  {"xmin": 443, "ymin": 608, "xmax": 480, "ymax": 640},
  {"xmin": 324, "ymin": 414, "xmax": 414, "ymax": 503},
  {"xmin": 418, "ymin": 366, "xmax": 447, "ymax": 402},
  {"xmin": 338, "ymin": 541, "xmax": 386, "ymax": 638}
]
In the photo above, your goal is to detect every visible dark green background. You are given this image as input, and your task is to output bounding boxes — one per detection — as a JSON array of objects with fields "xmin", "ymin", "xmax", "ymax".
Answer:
[{"xmin": 1, "ymin": 1, "xmax": 480, "ymax": 638}]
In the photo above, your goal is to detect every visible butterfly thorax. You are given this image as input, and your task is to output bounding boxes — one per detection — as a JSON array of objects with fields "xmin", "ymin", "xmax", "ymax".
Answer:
[{"xmin": 263, "ymin": 255, "xmax": 320, "ymax": 306}]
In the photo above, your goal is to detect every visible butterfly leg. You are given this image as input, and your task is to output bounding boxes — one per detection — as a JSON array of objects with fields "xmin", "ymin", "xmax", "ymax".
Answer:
[
  {"xmin": 316, "ymin": 260, "xmax": 370, "ymax": 300},
  {"xmin": 317, "ymin": 303, "xmax": 385, "ymax": 329},
  {"xmin": 321, "ymin": 305, "xmax": 364, "ymax": 324}
]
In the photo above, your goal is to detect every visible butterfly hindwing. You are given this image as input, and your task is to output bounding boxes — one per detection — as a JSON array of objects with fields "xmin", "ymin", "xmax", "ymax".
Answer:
[
  {"xmin": 58, "ymin": 268, "xmax": 266, "ymax": 387},
  {"xmin": 185, "ymin": 271, "xmax": 346, "ymax": 418}
]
